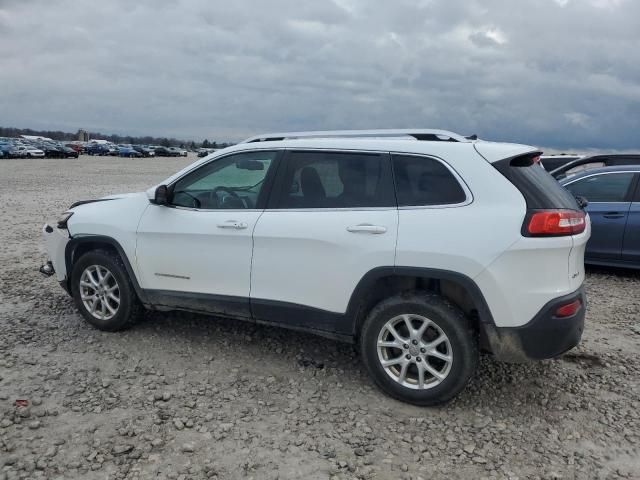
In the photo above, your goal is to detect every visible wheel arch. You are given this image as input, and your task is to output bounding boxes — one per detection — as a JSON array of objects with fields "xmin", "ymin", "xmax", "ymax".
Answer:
[
  {"xmin": 346, "ymin": 267, "xmax": 495, "ymax": 342},
  {"xmin": 64, "ymin": 235, "xmax": 148, "ymax": 304}
]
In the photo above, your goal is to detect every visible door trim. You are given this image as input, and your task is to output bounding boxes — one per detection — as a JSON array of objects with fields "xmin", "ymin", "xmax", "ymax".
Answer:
[
  {"xmin": 142, "ymin": 289, "xmax": 351, "ymax": 342},
  {"xmin": 144, "ymin": 289, "xmax": 252, "ymax": 319}
]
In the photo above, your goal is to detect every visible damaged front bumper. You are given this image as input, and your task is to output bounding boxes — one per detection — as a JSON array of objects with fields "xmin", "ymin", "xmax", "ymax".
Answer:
[{"xmin": 41, "ymin": 223, "xmax": 70, "ymax": 284}]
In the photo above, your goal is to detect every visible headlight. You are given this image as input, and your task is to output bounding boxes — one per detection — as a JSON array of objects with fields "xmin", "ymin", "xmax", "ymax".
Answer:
[{"xmin": 57, "ymin": 211, "xmax": 74, "ymax": 229}]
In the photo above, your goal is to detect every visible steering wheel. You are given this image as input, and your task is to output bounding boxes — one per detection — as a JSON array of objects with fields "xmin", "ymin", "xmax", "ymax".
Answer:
[{"xmin": 210, "ymin": 186, "xmax": 242, "ymax": 207}]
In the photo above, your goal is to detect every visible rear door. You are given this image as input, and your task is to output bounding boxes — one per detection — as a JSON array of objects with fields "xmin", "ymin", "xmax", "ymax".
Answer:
[
  {"xmin": 563, "ymin": 172, "xmax": 636, "ymax": 261},
  {"xmin": 622, "ymin": 175, "xmax": 640, "ymax": 264},
  {"xmin": 250, "ymin": 149, "xmax": 397, "ymax": 335}
]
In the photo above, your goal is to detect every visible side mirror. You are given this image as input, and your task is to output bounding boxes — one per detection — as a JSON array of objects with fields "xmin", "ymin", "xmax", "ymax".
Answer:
[{"xmin": 153, "ymin": 185, "xmax": 169, "ymax": 205}]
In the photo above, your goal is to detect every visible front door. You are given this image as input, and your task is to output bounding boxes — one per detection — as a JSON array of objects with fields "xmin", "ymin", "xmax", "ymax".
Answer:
[
  {"xmin": 136, "ymin": 150, "xmax": 280, "ymax": 316},
  {"xmin": 564, "ymin": 171, "xmax": 636, "ymax": 261}
]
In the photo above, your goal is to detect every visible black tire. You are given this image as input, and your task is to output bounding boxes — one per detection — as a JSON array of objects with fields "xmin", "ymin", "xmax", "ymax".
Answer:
[
  {"xmin": 70, "ymin": 249, "xmax": 143, "ymax": 331},
  {"xmin": 359, "ymin": 291, "xmax": 478, "ymax": 406}
]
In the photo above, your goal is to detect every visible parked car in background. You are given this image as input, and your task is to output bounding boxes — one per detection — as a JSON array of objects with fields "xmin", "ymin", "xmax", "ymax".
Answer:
[
  {"xmin": 0, "ymin": 144, "xmax": 22, "ymax": 158},
  {"xmin": 132, "ymin": 145, "xmax": 156, "ymax": 157},
  {"xmin": 168, "ymin": 146, "xmax": 188, "ymax": 157},
  {"xmin": 561, "ymin": 165, "xmax": 640, "ymax": 269},
  {"xmin": 118, "ymin": 146, "xmax": 143, "ymax": 158},
  {"xmin": 106, "ymin": 144, "xmax": 119, "ymax": 156},
  {"xmin": 153, "ymin": 146, "xmax": 180, "ymax": 157},
  {"xmin": 86, "ymin": 144, "xmax": 111, "ymax": 156},
  {"xmin": 540, "ymin": 155, "xmax": 582, "ymax": 172},
  {"xmin": 60, "ymin": 145, "xmax": 79, "ymax": 158},
  {"xmin": 197, "ymin": 148, "xmax": 216, "ymax": 158},
  {"xmin": 552, "ymin": 154, "xmax": 640, "ymax": 180},
  {"xmin": 36, "ymin": 144, "xmax": 65, "ymax": 158},
  {"xmin": 65, "ymin": 143, "xmax": 84, "ymax": 154},
  {"xmin": 15, "ymin": 145, "xmax": 45, "ymax": 158}
]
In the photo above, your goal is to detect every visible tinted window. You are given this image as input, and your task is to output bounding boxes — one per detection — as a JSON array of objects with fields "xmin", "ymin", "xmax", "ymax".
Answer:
[
  {"xmin": 277, "ymin": 151, "xmax": 393, "ymax": 208},
  {"xmin": 171, "ymin": 151, "xmax": 276, "ymax": 209},
  {"xmin": 495, "ymin": 156, "xmax": 579, "ymax": 209},
  {"xmin": 393, "ymin": 155, "xmax": 466, "ymax": 206},
  {"xmin": 565, "ymin": 173, "xmax": 635, "ymax": 203}
]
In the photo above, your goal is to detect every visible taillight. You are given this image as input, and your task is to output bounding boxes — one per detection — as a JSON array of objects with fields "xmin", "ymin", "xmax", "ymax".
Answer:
[
  {"xmin": 525, "ymin": 209, "xmax": 586, "ymax": 236},
  {"xmin": 555, "ymin": 299, "xmax": 582, "ymax": 318}
]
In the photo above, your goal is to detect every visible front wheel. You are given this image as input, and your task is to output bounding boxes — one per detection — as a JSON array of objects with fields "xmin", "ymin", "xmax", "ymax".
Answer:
[
  {"xmin": 70, "ymin": 249, "xmax": 143, "ymax": 331},
  {"xmin": 359, "ymin": 292, "xmax": 478, "ymax": 406}
]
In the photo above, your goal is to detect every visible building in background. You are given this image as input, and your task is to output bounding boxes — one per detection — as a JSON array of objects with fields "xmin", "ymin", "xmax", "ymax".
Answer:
[{"xmin": 77, "ymin": 129, "xmax": 89, "ymax": 142}]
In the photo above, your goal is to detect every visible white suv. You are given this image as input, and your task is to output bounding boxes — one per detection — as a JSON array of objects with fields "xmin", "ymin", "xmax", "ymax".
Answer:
[{"xmin": 41, "ymin": 129, "xmax": 590, "ymax": 405}]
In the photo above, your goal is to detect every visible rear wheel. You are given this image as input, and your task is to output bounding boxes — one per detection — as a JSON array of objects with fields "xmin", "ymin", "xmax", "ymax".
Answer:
[
  {"xmin": 71, "ymin": 249, "xmax": 143, "ymax": 331},
  {"xmin": 360, "ymin": 292, "xmax": 477, "ymax": 406}
]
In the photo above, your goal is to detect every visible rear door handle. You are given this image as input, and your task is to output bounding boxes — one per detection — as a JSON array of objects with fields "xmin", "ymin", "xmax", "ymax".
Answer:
[
  {"xmin": 603, "ymin": 212, "xmax": 625, "ymax": 219},
  {"xmin": 346, "ymin": 224, "xmax": 387, "ymax": 234},
  {"xmin": 217, "ymin": 220, "xmax": 248, "ymax": 230}
]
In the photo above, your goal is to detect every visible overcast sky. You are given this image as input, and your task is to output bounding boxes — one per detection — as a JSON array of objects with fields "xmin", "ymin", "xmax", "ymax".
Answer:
[{"xmin": 0, "ymin": 0, "xmax": 638, "ymax": 149}]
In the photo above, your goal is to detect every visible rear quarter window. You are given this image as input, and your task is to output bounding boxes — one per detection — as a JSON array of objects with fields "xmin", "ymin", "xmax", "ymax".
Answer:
[{"xmin": 392, "ymin": 155, "xmax": 467, "ymax": 207}]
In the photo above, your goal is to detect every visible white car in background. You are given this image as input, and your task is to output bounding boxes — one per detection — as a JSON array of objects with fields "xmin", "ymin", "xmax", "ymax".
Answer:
[
  {"xmin": 40, "ymin": 129, "xmax": 590, "ymax": 405},
  {"xmin": 15, "ymin": 145, "xmax": 45, "ymax": 158},
  {"xmin": 168, "ymin": 146, "xmax": 188, "ymax": 157}
]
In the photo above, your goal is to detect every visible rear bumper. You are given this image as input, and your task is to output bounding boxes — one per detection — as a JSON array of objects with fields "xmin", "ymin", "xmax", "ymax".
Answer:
[{"xmin": 485, "ymin": 286, "xmax": 586, "ymax": 362}]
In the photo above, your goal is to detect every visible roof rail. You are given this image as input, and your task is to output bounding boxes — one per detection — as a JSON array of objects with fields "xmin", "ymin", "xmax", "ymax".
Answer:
[{"xmin": 241, "ymin": 129, "xmax": 471, "ymax": 144}]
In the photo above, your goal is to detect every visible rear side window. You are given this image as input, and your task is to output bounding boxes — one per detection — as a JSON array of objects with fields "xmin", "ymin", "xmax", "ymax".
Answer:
[
  {"xmin": 392, "ymin": 155, "xmax": 467, "ymax": 206},
  {"xmin": 276, "ymin": 151, "xmax": 394, "ymax": 209},
  {"xmin": 494, "ymin": 154, "xmax": 579, "ymax": 209},
  {"xmin": 564, "ymin": 172, "xmax": 635, "ymax": 203}
]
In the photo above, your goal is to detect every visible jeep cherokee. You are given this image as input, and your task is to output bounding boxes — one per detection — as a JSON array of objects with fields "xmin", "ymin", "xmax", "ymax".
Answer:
[{"xmin": 41, "ymin": 129, "xmax": 590, "ymax": 405}]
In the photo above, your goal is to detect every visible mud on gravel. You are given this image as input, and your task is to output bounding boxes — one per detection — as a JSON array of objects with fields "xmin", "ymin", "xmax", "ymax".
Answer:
[{"xmin": 1, "ymin": 156, "xmax": 639, "ymax": 480}]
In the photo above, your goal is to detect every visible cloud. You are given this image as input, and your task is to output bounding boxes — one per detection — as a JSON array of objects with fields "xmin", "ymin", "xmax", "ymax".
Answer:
[
  {"xmin": 564, "ymin": 112, "xmax": 592, "ymax": 128},
  {"xmin": 469, "ymin": 28, "xmax": 508, "ymax": 47},
  {"xmin": 0, "ymin": 0, "xmax": 638, "ymax": 149}
]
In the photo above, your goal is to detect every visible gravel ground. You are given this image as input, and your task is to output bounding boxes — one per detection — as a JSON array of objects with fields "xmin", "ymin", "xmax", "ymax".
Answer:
[{"xmin": 1, "ymin": 155, "xmax": 639, "ymax": 480}]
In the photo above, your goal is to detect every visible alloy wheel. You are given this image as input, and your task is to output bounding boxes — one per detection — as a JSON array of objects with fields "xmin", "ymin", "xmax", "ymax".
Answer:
[
  {"xmin": 377, "ymin": 314, "xmax": 453, "ymax": 390},
  {"xmin": 79, "ymin": 265, "xmax": 120, "ymax": 321}
]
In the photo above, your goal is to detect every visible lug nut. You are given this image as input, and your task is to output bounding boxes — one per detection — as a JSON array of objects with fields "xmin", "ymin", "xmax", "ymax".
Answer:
[
  {"xmin": 403, "ymin": 344, "xmax": 409, "ymax": 349},
  {"xmin": 412, "ymin": 340, "xmax": 418, "ymax": 345},
  {"xmin": 405, "ymin": 354, "xmax": 411, "ymax": 360},
  {"xmin": 420, "ymin": 348, "xmax": 426, "ymax": 353},
  {"xmin": 416, "ymin": 357, "xmax": 422, "ymax": 362}
]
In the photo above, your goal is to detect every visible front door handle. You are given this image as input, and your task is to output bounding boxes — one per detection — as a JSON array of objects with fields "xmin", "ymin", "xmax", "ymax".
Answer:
[
  {"xmin": 603, "ymin": 212, "xmax": 625, "ymax": 219},
  {"xmin": 217, "ymin": 220, "xmax": 248, "ymax": 230},
  {"xmin": 346, "ymin": 224, "xmax": 387, "ymax": 234}
]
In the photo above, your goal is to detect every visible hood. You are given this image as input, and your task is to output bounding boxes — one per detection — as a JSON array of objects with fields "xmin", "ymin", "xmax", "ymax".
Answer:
[{"xmin": 70, "ymin": 192, "xmax": 145, "ymax": 209}]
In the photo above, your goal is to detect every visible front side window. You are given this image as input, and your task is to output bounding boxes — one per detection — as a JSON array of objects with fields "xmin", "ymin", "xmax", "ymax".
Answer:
[
  {"xmin": 565, "ymin": 172, "xmax": 635, "ymax": 203},
  {"xmin": 277, "ymin": 151, "xmax": 394, "ymax": 209},
  {"xmin": 171, "ymin": 151, "xmax": 277, "ymax": 209},
  {"xmin": 392, "ymin": 154, "xmax": 467, "ymax": 206}
]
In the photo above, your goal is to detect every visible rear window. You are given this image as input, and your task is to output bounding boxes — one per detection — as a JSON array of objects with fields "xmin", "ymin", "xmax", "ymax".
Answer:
[
  {"xmin": 276, "ymin": 151, "xmax": 394, "ymax": 209},
  {"xmin": 494, "ymin": 154, "xmax": 579, "ymax": 210}
]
